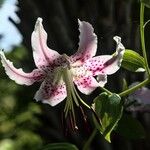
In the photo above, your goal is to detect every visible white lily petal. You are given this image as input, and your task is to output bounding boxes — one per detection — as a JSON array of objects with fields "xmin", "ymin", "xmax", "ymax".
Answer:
[
  {"xmin": 31, "ymin": 17, "xmax": 61, "ymax": 69},
  {"xmin": 34, "ymin": 78, "xmax": 67, "ymax": 106},
  {"xmin": 104, "ymin": 36, "xmax": 125, "ymax": 74},
  {"xmin": 84, "ymin": 36, "xmax": 125, "ymax": 76},
  {"xmin": 74, "ymin": 76, "xmax": 100, "ymax": 95},
  {"xmin": 71, "ymin": 19, "xmax": 97, "ymax": 63},
  {"xmin": 0, "ymin": 50, "xmax": 44, "ymax": 85}
]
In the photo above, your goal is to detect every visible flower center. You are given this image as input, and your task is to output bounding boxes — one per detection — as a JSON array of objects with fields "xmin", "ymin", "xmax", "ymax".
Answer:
[
  {"xmin": 52, "ymin": 54, "xmax": 71, "ymax": 85},
  {"xmin": 52, "ymin": 54, "xmax": 86, "ymax": 128},
  {"xmin": 62, "ymin": 54, "xmax": 71, "ymax": 69}
]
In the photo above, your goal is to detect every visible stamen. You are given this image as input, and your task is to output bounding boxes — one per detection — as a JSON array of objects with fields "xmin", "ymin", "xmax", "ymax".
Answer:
[
  {"xmin": 79, "ymin": 106, "xmax": 90, "ymax": 133},
  {"xmin": 73, "ymin": 86, "xmax": 91, "ymax": 109},
  {"xmin": 69, "ymin": 111, "xmax": 74, "ymax": 131},
  {"xmin": 62, "ymin": 65, "xmax": 81, "ymax": 133},
  {"xmin": 62, "ymin": 66, "xmax": 91, "ymax": 132},
  {"xmin": 63, "ymin": 67, "xmax": 77, "ymax": 119},
  {"xmin": 63, "ymin": 67, "xmax": 79, "ymax": 109},
  {"xmin": 69, "ymin": 111, "xmax": 78, "ymax": 131}
]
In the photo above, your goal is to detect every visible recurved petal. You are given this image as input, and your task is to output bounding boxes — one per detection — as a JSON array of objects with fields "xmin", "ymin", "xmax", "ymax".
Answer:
[
  {"xmin": 31, "ymin": 18, "xmax": 61, "ymax": 69},
  {"xmin": 84, "ymin": 36, "xmax": 125, "ymax": 76},
  {"xmin": 34, "ymin": 79, "xmax": 67, "ymax": 106},
  {"xmin": 71, "ymin": 19, "xmax": 97, "ymax": 64},
  {"xmin": 74, "ymin": 76, "xmax": 100, "ymax": 95},
  {"xmin": 0, "ymin": 50, "xmax": 45, "ymax": 85}
]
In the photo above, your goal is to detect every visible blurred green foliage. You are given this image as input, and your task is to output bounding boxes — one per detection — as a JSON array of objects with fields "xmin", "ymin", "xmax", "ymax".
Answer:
[
  {"xmin": 0, "ymin": 46, "xmax": 43, "ymax": 150},
  {"xmin": 0, "ymin": 0, "xmax": 4, "ymax": 8}
]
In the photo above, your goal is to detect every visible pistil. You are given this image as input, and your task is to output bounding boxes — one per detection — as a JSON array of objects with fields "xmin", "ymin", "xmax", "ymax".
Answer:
[{"xmin": 63, "ymin": 67, "xmax": 79, "ymax": 120}]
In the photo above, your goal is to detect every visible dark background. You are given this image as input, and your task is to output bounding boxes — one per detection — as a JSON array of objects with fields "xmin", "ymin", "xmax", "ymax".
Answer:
[{"xmin": 0, "ymin": 0, "xmax": 150, "ymax": 150}]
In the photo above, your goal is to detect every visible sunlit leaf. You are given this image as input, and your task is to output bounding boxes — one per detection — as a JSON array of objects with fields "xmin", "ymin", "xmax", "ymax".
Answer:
[
  {"xmin": 115, "ymin": 114, "xmax": 145, "ymax": 139},
  {"xmin": 122, "ymin": 49, "xmax": 145, "ymax": 72},
  {"xmin": 41, "ymin": 143, "xmax": 78, "ymax": 150},
  {"xmin": 93, "ymin": 93, "xmax": 123, "ymax": 142},
  {"xmin": 0, "ymin": 139, "xmax": 15, "ymax": 150}
]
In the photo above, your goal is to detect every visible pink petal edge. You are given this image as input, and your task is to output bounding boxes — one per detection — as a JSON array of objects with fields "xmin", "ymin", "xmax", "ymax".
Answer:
[{"xmin": 0, "ymin": 50, "xmax": 44, "ymax": 85}]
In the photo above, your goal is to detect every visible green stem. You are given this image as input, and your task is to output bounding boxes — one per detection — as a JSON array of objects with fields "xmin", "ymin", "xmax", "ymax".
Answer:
[
  {"xmin": 119, "ymin": 3, "xmax": 150, "ymax": 98},
  {"xmin": 99, "ymin": 86, "xmax": 112, "ymax": 95},
  {"xmin": 82, "ymin": 128, "xmax": 97, "ymax": 150},
  {"xmin": 140, "ymin": 3, "xmax": 150, "ymax": 76},
  {"xmin": 119, "ymin": 78, "xmax": 150, "ymax": 97}
]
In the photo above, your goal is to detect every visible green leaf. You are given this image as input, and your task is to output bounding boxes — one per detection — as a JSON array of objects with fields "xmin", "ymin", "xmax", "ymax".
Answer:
[
  {"xmin": 41, "ymin": 143, "xmax": 78, "ymax": 150},
  {"xmin": 141, "ymin": 0, "xmax": 150, "ymax": 8},
  {"xmin": 115, "ymin": 114, "xmax": 145, "ymax": 139},
  {"xmin": 93, "ymin": 93, "xmax": 123, "ymax": 142},
  {"xmin": 122, "ymin": 49, "xmax": 145, "ymax": 72}
]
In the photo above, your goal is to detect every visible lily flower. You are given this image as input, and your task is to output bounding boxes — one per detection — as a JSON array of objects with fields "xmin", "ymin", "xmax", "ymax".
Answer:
[{"xmin": 0, "ymin": 18, "xmax": 125, "ymax": 109}]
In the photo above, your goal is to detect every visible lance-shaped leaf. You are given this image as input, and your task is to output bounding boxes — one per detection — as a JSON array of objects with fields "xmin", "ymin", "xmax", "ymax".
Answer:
[
  {"xmin": 122, "ymin": 49, "xmax": 145, "ymax": 72},
  {"xmin": 93, "ymin": 92, "xmax": 123, "ymax": 142}
]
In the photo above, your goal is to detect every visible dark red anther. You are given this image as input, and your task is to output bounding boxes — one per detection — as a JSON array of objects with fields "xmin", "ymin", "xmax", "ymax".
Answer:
[{"xmin": 79, "ymin": 106, "xmax": 91, "ymax": 133}]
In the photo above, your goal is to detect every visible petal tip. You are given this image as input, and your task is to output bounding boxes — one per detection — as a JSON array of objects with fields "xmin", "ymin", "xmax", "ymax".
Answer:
[
  {"xmin": 78, "ymin": 18, "xmax": 81, "ymax": 24},
  {"xmin": 113, "ymin": 36, "xmax": 125, "ymax": 50},
  {"xmin": 34, "ymin": 17, "xmax": 43, "ymax": 31},
  {"xmin": 37, "ymin": 17, "xmax": 43, "ymax": 22},
  {"xmin": 113, "ymin": 36, "xmax": 121, "ymax": 43}
]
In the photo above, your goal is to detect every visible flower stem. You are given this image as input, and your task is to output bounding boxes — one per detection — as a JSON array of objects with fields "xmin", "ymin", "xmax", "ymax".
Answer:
[
  {"xmin": 119, "ymin": 3, "xmax": 150, "ymax": 98},
  {"xmin": 140, "ymin": 3, "xmax": 150, "ymax": 77},
  {"xmin": 99, "ymin": 86, "xmax": 112, "ymax": 95},
  {"xmin": 119, "ymin": 78, "xmax": 150, "ymax": 97},
  {"xmin": 82, "ymin": 128, "xmax": 97, "ymax": 150}
]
